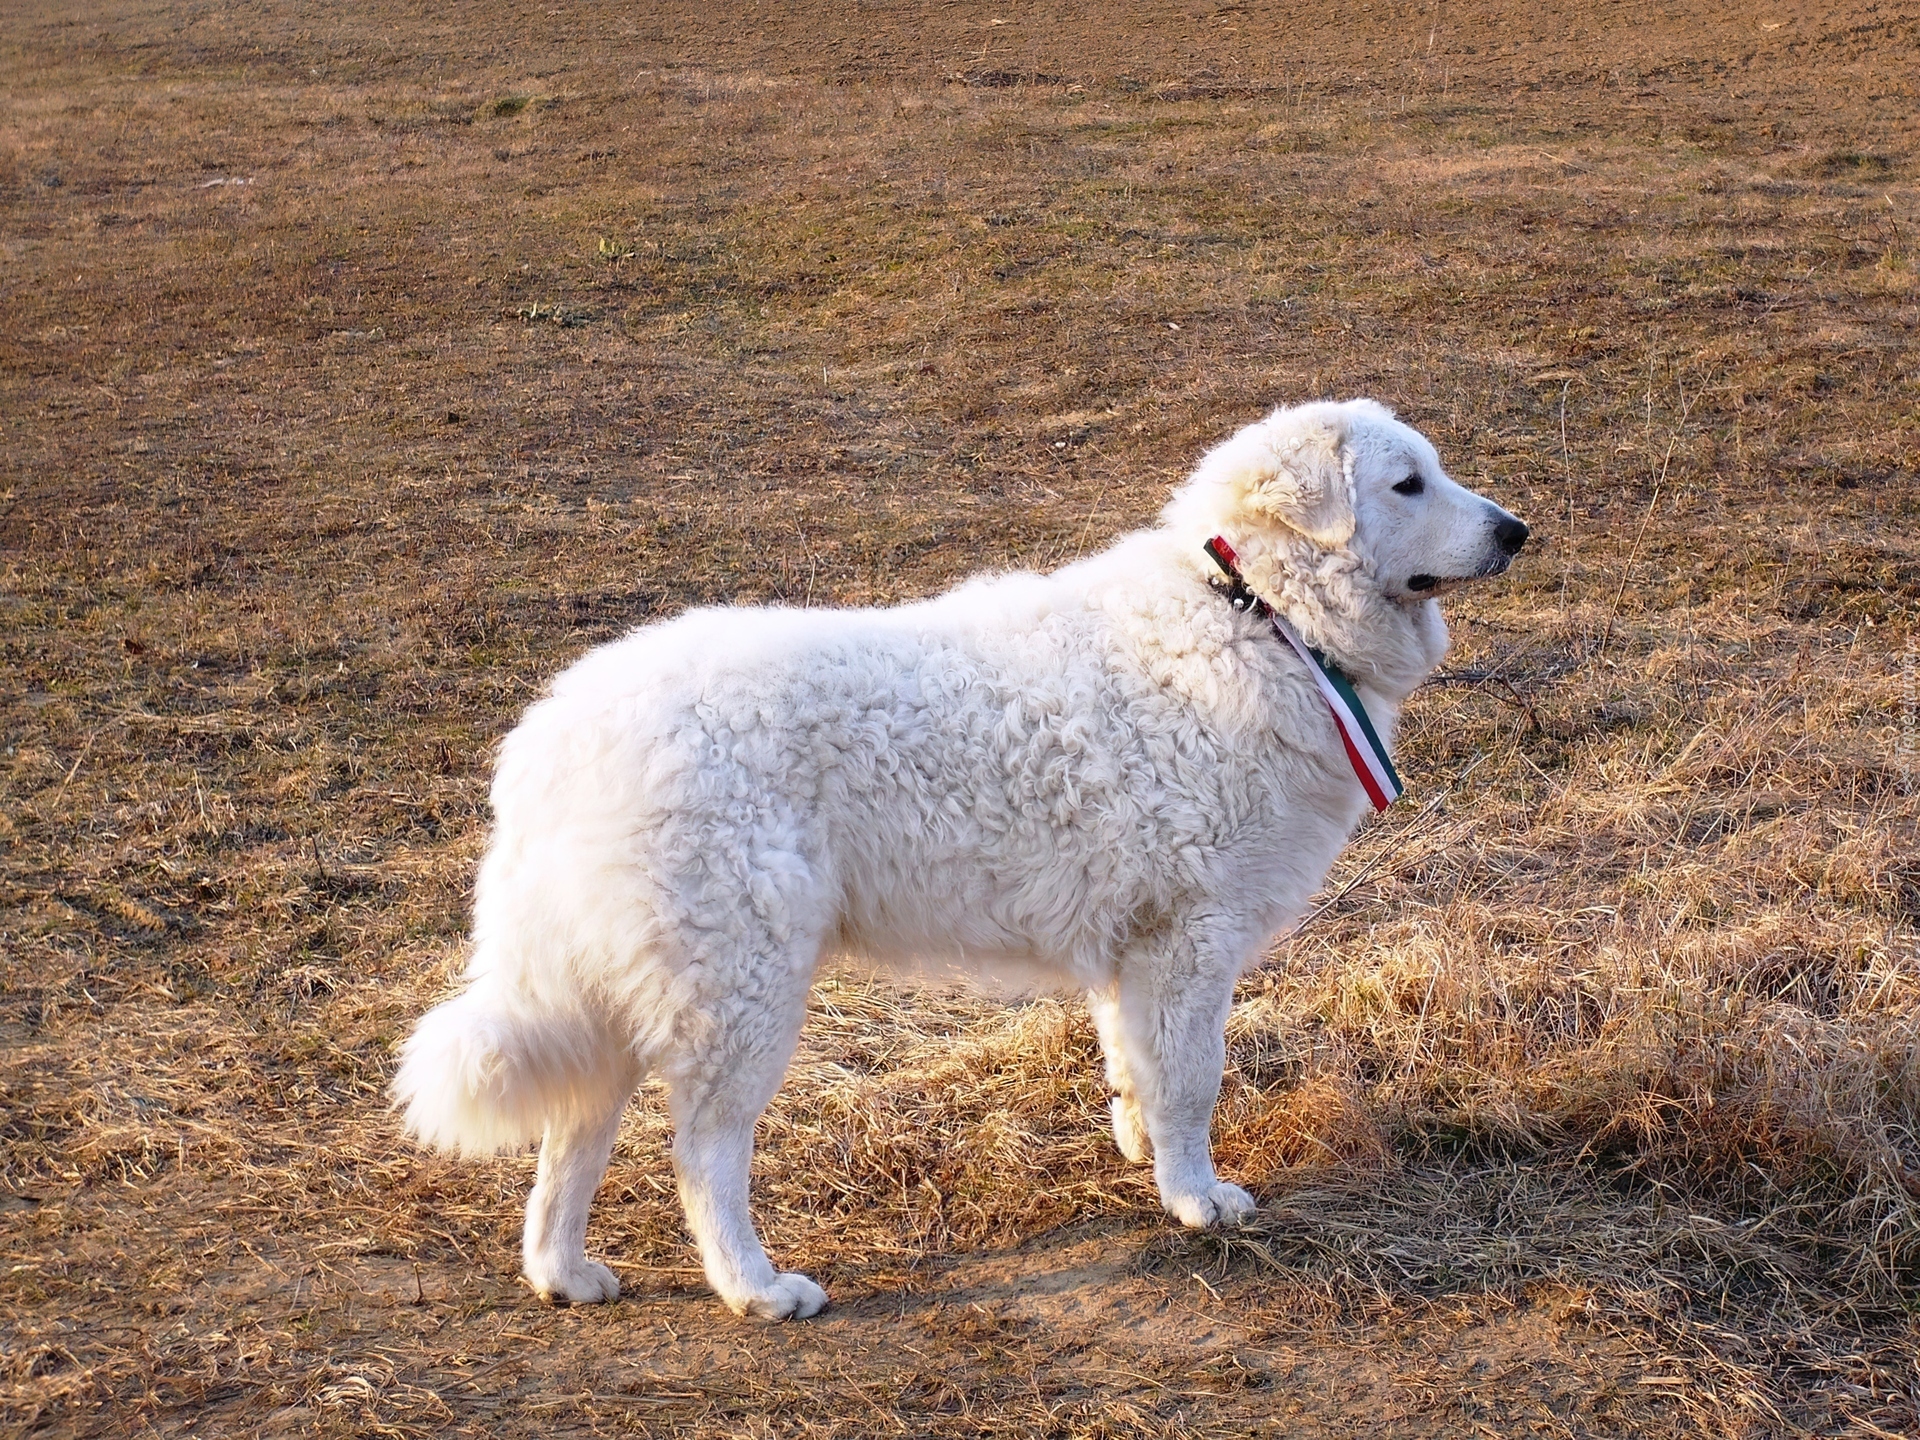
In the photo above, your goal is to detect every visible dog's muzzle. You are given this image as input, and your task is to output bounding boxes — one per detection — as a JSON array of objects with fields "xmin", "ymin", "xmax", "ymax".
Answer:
[{"xmin": 1408, "ymin": 513, "xmax": 1529, "ymax": 593}]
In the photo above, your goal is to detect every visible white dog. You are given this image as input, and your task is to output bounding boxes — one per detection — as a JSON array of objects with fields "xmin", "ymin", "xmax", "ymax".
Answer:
[{"xmin": 393, "ymin": 399, "xmax": 1527, "ymax": 1320}]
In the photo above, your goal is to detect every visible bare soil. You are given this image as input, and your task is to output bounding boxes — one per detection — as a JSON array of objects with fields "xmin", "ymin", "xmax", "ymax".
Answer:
[{"xmin": 4, "ymin": 1, "xmax": 1918, "ymax": 1435}]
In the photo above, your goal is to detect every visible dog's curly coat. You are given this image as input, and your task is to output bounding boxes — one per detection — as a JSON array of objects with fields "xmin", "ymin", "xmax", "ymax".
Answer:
[{"xmin": 394, "ymin": 399, "xmax": 1527, "ymax": 1320}]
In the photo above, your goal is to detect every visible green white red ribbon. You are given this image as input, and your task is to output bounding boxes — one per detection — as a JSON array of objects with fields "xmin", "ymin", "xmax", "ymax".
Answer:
[{"xmin": 1205, "ymin": 536, "xmax": 1406, "ymax": 812}]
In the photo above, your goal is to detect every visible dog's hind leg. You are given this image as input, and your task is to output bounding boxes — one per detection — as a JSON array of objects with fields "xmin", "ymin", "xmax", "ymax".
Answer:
[
  {"xmin": 522, "ymin": 1055, "xmax": 642, "ymax": 1305},
  {"xmin": 1116, "ymin": 930, "xmax": 1258, "ymax": 1230},
  {"xmin": 394, "ymin": 974, "xmax": 644, "ymax": 1302},
  {"xmin": 664, "ymin": 965, "xmax": 825, "ymax": 1322},
  {"xmin": 1088, "ymin": 985, "xmax": 1151, "ymax": 1164}
]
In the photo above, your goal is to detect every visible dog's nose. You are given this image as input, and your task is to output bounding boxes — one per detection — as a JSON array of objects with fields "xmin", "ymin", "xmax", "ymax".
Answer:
[{"xmin": 1493, "ymin": 516, "xmax": 1530, "ymax": 555}]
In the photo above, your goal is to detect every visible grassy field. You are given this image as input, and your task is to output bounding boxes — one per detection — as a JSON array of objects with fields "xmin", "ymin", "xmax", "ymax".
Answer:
[{"xmin": 4, "ymin": 0, "xmax": 1918, "ymax": 1434}]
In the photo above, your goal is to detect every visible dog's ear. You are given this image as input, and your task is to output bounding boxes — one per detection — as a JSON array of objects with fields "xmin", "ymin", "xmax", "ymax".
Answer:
[{"xmin": 1193, "ymin": 408, "xmax": 1356, "ymax": 548}]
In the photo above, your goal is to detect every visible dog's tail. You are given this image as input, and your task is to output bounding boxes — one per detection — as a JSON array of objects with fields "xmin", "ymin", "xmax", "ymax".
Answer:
[{"xmin": 391, "ymin": 975, "xmax": 632, "ymax": 1156}]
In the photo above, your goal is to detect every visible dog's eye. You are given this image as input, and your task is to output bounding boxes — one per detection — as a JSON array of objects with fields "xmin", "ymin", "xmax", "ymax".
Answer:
[{"xmin": 1392, "ymin": 475, "xmax": 1425, "ymax": 496}]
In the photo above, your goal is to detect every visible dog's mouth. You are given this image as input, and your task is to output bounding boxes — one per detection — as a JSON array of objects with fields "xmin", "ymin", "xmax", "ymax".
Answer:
[
  {"xmin": 1403, "ymin": 574, "xmax": 1468, "ymax": 601},
  {"xmin": 1404, "ymin": 554, "xmax": 1513, "ymax": 599}
]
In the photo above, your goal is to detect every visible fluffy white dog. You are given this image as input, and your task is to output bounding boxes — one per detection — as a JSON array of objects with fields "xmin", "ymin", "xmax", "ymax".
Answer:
[{"xmin": 393, "ymin": 399, "xmax": 1528, "ymax": 1320}]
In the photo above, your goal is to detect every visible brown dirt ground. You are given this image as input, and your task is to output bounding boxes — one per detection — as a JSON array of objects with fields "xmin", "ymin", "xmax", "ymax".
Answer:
[{"xmin": 4, "ymin": 0, "xmax": 1919, "ymax": 1436}]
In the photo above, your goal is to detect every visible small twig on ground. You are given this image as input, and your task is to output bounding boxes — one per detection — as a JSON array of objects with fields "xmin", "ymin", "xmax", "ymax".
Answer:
[
  {"xmin": 1534, "ymin": 148, "xmax": 1593, "ymax": 175},
  {"xmin": 1429, "ymin": 669, "xmax": 1545, "ymax": 734},
  {"xmin": 58, "ymin": 728, "xmax": 101, "ymax": 789},
  {"xmin": 1598, "ymin": 365, "xmax": 1696, "ymax": 660},
  {"xmin": 1559, "ymin": 379, "xmax": 1574, "ymax": 617}
]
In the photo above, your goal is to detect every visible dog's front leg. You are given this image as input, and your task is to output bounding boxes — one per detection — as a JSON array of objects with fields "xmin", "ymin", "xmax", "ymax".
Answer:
[{"xmin": 1116, "ymin": 934, "xmax": 1258, "ymax": 1229}]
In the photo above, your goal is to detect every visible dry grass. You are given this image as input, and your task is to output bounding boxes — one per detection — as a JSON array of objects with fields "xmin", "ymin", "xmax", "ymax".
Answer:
[{"xmin": 3, "ymin": 0, "xmax": 1919, "ymax": 1434}]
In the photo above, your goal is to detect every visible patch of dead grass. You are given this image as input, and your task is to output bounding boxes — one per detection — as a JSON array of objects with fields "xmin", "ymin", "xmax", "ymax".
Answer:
[{"xmin": 3, "ymin": 0, "xmax": 1919, "ymax": 1434}]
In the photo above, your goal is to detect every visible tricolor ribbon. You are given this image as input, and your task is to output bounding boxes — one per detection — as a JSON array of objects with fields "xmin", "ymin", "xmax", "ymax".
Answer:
[{"xmin": 1204, "ymin": 536, "xmax": 1405, "ymax": 812}]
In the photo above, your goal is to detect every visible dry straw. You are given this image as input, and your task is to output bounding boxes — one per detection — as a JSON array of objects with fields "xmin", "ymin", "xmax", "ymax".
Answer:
[{"xmin": 4, "ymin": 2, "xmax": 1918, "ymax": 1433}]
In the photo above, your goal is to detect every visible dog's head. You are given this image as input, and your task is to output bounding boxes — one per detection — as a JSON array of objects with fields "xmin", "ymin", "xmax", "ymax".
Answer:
[{"xmin": 1166, "ymin": 399, "xmax": 1528, "ymax": 606}]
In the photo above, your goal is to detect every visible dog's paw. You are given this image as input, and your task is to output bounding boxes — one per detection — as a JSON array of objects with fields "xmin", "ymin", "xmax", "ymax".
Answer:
[
  {"xmin": 1164, "ymin": 1181, "xmax": 1258, "ymax": 1230},
  {"xmin": 1110, "ymin": 1095, "xmax": 1151, "ymax": 1163},
  {"xmin": 731, "ymin": 1271, "xmax": 829, "ymax": 1323},
  {"xmin": 526, "ymin": 1256, "xmax": 621, "ymax": 1306}
]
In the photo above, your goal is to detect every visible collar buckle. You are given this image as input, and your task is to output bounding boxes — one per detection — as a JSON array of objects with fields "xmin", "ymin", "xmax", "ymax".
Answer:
[{"xmin": 1202, "ymin": 536, "xmax": 1270, "ymax": 619}]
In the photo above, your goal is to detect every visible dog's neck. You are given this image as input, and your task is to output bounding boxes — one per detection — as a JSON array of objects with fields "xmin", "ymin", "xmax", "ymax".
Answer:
[{"xmin": 1183, "ymin": 527, "xmax": 1449, "ymax": 702}]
